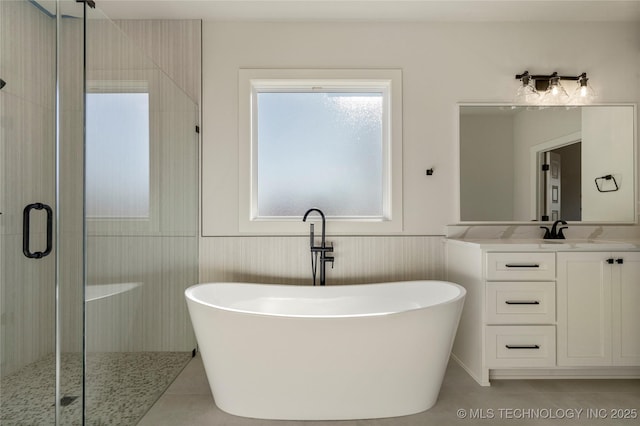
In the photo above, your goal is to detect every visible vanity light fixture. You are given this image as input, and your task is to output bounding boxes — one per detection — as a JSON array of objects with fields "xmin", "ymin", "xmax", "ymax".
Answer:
[{"xmin": 515, "ymin": 71, "xmax": 595, "ymax": 104}]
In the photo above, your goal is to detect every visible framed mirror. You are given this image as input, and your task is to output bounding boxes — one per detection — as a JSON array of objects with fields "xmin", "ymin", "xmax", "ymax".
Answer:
[{"xmin": 459, "ymin": 104, "xmax": 636, "ymax": 223}]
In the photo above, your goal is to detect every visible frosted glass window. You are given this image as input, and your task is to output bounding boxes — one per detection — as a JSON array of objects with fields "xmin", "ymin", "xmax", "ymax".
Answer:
[
  {"xmin": 256, "ymin": 91, "xmax": 384, "ymax": 218},
  {"xmin": 86, "ymin": 93, "xmax": 150, "ymax": 218}
]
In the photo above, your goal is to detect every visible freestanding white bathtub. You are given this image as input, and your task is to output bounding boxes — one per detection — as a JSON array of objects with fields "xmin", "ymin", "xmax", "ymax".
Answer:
[{"xmin": 185, "ymin": 280, "xmax": 465, "ymax": 420}]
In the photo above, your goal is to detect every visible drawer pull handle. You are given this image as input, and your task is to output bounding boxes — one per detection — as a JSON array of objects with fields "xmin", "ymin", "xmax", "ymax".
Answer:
[
  {"xmin": 505, "ymin": 344, "xmax": 540, "ymax": 350},
  {"xmin": 505, "ymin": 300, "xmax": 540, "ymax": 305},
  {"xmin": 505, "ymin": 263, "xmax": 540, "ymax": 268}
]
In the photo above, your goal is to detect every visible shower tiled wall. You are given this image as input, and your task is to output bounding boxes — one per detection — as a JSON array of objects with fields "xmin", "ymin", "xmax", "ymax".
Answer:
[
  {"xmin": 82, "ymin": 18, "xmax": 201, "ymax": 352},
  {"xmin": 114, "ymin": 20, "xmax": 201, "ymax": 103},
  {"xmin": 87, "ymin": 236, "xmax": 196, "ymax": 351},
  {"xmin": 0, "ymin": 0, "xmax": 57, "ymax": 377}
]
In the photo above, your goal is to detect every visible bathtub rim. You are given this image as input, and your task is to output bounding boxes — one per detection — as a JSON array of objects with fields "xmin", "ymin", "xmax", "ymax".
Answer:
[
  {"xmin": 185, "ymin": 280, "xmax": 466, "ymax": 319},
  {"xmin": 85, "ymin": 282, "xmax": 142, "ymax": 303}
]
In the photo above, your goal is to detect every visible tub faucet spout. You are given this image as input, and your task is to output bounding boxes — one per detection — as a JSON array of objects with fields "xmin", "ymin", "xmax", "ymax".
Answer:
[{"xmin": 302, "ymin": 208, "xmax": 334, "ymax": 286}]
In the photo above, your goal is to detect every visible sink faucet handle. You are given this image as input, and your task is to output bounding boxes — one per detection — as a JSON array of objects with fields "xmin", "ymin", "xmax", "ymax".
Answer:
[
  {"xmin": 557, "ymin": 226, "xmax": 568, "ymax": 240},
  {"xmin": 540, "ymin": 226, "xmax": 551, "ymax": 239},
  {"xmin": 550, "ymin": 219, "xmax": 568, "ymax": 238}
]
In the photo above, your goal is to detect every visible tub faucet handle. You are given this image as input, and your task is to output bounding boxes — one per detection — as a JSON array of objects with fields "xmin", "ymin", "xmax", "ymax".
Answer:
[
  {"xmin": 325, "ymin": 242, "xmax": 334, "ymax": 269},
  {"xmin": 325, "ymin": 255, "xmax": 334, "ymax": 269}
]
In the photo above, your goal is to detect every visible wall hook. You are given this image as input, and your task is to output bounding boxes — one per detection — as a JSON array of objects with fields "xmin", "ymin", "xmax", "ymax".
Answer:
[{"xmin": 426, "ymin": 168, "xmax": 434, "ymax": 176}]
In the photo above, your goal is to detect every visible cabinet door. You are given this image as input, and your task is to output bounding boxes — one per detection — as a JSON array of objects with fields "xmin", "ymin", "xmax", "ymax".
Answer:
[
  {"xmin": 612, "ymin": 252, "xmax": 640, "ymax": 366},
  {"xmin": 557, "ymin": 252, "xmax": 612, "ymax": 366}
]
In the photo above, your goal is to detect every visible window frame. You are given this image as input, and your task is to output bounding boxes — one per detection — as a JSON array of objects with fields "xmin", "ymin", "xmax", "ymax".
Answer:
[{"xmin": 238, "ymin": 69, "xmax": 403, "ymax": 235}]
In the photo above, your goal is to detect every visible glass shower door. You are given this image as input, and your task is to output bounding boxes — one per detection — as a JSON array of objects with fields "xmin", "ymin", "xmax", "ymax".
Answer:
[
  {"xmin": 82, "ymin": 5, "xmax": 199, "ymax": 425},
  {"xmin": 0, "ymin": 1, "xmax": 84, "ymax": 424},
  {"xmin": 2, "ymin": 2, "xmax": 199, "ymax": 424}
]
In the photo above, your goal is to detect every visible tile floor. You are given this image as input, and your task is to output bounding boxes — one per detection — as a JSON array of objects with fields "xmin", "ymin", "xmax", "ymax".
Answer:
[
  {"xmin": 139, "ymin": 355, "xmax": 640, "ymax": 426},
  {"xmin": 0, "ymin": 352, "xmax": 191, "ymax": 426}
]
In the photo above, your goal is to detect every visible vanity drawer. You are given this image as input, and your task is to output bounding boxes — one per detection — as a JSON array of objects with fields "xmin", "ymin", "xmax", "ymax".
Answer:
[
  {"xmin": 486, "ymin": 252, "xmax": 555, "ymax": 281},
  {"xmin": 485, "ymin": 325, "xmax": 556, "ymax": 368},
  {"xmin": 486, "ymin": 282, "xmax": 555, "ymax": 324}
]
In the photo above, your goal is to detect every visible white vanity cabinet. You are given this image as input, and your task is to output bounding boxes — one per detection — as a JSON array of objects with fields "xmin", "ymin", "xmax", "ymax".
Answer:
[
  {"xmin": 446, "ymin": 238, "xmax": 640, "ymax": 386},
  {"xmin": 445, "ymin": 240, "xmax": 559, "ymax": 386},
  {"xmin": 557, "ymin": 251, "xmax": 640, "ymax": 367},
  {"xmin": 484, "ymin": 252, "xmax": 557, "ymax": 369}
]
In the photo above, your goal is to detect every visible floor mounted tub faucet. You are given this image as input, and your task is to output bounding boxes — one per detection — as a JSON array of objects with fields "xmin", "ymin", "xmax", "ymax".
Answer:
[{"xmin": 302, "ymin": 208, "xmax": 334, "ymax": 286}]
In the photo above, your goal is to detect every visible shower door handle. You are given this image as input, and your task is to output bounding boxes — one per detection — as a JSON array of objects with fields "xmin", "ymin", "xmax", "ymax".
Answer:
[{"xmin": 23, "ymin": 203, "xmax": 53, "ymax": 259}]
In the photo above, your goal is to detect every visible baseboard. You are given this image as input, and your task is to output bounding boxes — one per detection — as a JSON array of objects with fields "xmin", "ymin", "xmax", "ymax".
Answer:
[
  {"xmin": 490, "ymin": 367, "xmax": 640, "ymax": 380},
  {"xmin": 450, "ymin": 354, "xmax": 490, "ymax": 386}
]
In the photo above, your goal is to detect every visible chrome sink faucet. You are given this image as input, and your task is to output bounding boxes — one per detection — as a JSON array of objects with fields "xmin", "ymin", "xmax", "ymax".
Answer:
[
  {"xmin": 540, "ymin": 220, "xmax": 568, "ymax": 239},
  {"xmin": 302, "ymin": 208, "xmax": 334, "ymax": 286}
]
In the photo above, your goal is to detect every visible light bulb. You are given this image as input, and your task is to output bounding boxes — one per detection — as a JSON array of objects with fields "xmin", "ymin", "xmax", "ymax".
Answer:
[
  {"xmin": 542, "ymin": 75, "xmax": 569, "ymax": 105},
  {"xmin": 569, "ymin": 73, "xmax": 596, "ymax": 104},
  {"xmin": 580, "ymin": 85, "xmax": 588, "ymax": 97},
  {"xmin": 515, "ymin": 73, "xmax": 539, "ymax": 103}
]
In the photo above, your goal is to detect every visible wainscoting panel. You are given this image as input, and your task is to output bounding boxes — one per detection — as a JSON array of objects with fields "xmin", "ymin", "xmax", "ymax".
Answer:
[{"xmin": 199, "ymin": 236, "xmax": 446, "ymax": 285}]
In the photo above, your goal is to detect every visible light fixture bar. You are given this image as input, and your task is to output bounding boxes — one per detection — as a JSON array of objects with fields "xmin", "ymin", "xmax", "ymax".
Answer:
[
  {"xmin": 515, "ymin": 71, "xmax": 584, "ymax": 81},
  {"xmin": 515, "ymin": 71, "xmax": 595, "ymax": 104},
  {"xmin": 516, "ymin": 71, "xmax": 586, "ymax": 91}
]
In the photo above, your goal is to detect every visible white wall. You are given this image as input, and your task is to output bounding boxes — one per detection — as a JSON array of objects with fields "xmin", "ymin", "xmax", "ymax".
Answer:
[{"xmin": 201, "ymin": 21, "xmax": 640, "ymax": 236}]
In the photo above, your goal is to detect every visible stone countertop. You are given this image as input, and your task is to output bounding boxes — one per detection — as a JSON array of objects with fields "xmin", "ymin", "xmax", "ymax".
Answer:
[{"xmin": 445, "ymin": 238, "xmax": 640, "ymax": 251}]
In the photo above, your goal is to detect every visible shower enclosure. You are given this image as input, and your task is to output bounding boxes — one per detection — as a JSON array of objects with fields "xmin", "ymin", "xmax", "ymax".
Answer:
[{"xmin": 0, "ymin": 1, "xmax": 199, "ymax": 424}]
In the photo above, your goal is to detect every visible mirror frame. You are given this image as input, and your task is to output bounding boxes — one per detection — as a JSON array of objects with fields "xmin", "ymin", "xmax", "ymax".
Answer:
[{"xmin": 455, "ymin": 102, "xmax": 638, "ymax": 225}]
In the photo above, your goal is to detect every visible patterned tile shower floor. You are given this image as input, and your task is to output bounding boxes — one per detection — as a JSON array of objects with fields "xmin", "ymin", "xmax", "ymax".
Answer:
[{"xmin": 1, "ymin": 352, "xmax": 192, "ymax": 426}]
